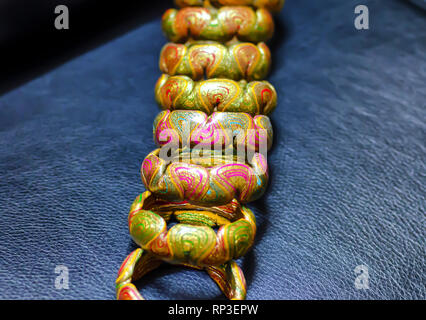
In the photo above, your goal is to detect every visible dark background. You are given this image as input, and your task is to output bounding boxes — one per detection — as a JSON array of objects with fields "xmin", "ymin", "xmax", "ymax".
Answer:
[{"xmin": 0, "ymin": 0, "xmax": 424, "ymax": 299}]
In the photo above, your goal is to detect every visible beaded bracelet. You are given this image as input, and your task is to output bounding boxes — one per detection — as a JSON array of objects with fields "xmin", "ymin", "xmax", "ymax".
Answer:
[{"xmin": 116, "ymin": 1, "xmax": 284, "ymax": 300}]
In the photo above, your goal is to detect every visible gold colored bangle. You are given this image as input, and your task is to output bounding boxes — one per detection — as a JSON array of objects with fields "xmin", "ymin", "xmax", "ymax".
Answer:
[
  {"xmin": 174, "ymin": 0, "xmax": 285, "ymax": 13},
  {"xmin": 155, "ymin": 74, "xmax": 277, "ymax": 115},
  {"xmin": 116, "ymin": 191, "xmax": 256, "ymax": 300},
  {"xmin": 153, "ymin": 110, "xmax": 273, "ymax": 152},
  {"xmin": 116, "ymin": 248, "xmax": 248, "ymax": 300},
  {"xmin": 159, "ymin": 41, "xmax": 271, "ymax": 81},
  {"xmin": 141, "ymin": 148, "xmax": 268, "ymax": 205},
  {"xmin": 126, "ymin": 191, "xmax": 256, "ymax": 266},
  {"xmin": 162, "ymin": 6, "xmax": 274, "ymax": 43}
]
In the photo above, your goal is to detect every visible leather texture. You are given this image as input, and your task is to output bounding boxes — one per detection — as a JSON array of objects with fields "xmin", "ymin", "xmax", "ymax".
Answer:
[{"xmin": 0, "ymin": 0, "xmax": 425, "ymax": 299}]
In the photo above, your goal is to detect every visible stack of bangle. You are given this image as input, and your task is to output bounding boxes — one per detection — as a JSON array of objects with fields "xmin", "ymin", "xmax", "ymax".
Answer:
[{"xmin": 116, "ymin": 0, "xmax": 284, "ymax": 300}]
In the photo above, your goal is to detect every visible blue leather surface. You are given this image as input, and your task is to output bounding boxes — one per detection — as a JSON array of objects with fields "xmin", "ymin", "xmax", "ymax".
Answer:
[{"xmin": 0, "ymin": 0, "xmax": 425, "ymax": 299}]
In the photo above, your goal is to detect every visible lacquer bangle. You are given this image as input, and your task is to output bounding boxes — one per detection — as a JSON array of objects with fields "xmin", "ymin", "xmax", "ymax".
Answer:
[
  {"xmin": 174, "ymin": 0, "xmax": 285, "ymax": 13},
  {"xmin": 125, "ymin": 191, "xmax": 256, "ymax": 267},
  {"xmin": 141, "ymin": 149, "xmax": 268, "ymax": 205},
  {"xmin": 116, "ymin": 191, "xmax": 256, "ymax": 300},
  {"xmin": 116, "ymin": 248, "xmax": 248, "ymax": 300},
  {"xmin": 155, "ymin": 74, "xmax": 277, "ymax": 115},
  {"xmin": 159, "ymin": 41, "xmax": 271, "ymax": 81},
  {"xmin": 153, "ymin": 110, "xmax": 273, "ymax": 152},
  {"xmin": 162, "ymin": 6, "xmax": 274, "ymax": 43}
]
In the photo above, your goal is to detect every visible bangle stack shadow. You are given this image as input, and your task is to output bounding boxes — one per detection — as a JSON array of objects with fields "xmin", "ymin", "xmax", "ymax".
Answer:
[{"xmin": 116, "ymin": 0, "xmax": 284, "ymax": 300}]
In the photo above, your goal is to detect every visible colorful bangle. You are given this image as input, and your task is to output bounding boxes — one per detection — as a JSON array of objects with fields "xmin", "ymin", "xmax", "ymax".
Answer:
[
  {"xmin": 160, "ymin": 41, "xmax": 271, "ymax": 81},
  {"xmin": 153, "ymin": 110, "xmax": 273, "ymax": 152},
  {"xmin": 162, "ymin": 6, "xmax": 274, "ymax": 43},
  {"xmin": 155, "ymin": 74, "xmax": 277, "ymax": 115},
  {"xmin": 125, "ymin": 191, "xmax": 256, "ymax": 267},
  {"xmin": 116, "ymin": 248, "xmax": 247, "ymax": 300},
  {"xmin": 175, "ymin": 0, "xmax": 285, "ymax": 13},
  {"xmin": 141, "ymin": 149, "xmax": 268, "ymax": 205},
  {"xmin": 116, "ymin": 249, "xmax": 162, "ymax": 300}
]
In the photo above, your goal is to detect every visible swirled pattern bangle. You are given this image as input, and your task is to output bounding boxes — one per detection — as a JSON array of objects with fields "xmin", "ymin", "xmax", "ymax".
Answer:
[
  {"xmin": 153, "ymin": 110, "xmax": 273, "ymax": 152},
  {"xmin": 141, "ymin": 149, "xmax": 268, "ymax": 205},
  {"xmin": 125, "ymin": 191, "xmax": 256, "ymax": 266},
  {"xmin": 160, "ymin": 41, "xmax": 271, "ymax": 81},
  {"xmin": 174, "ymin": 0, "xmax": 285, "ymax": 13},
  {"xmin": 155, "ymin": 74, "xmax": 277, "ymax": 115},
  {"xmin": 162, "ymin": 6, "xmax": 274, "ymax": 43}
]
